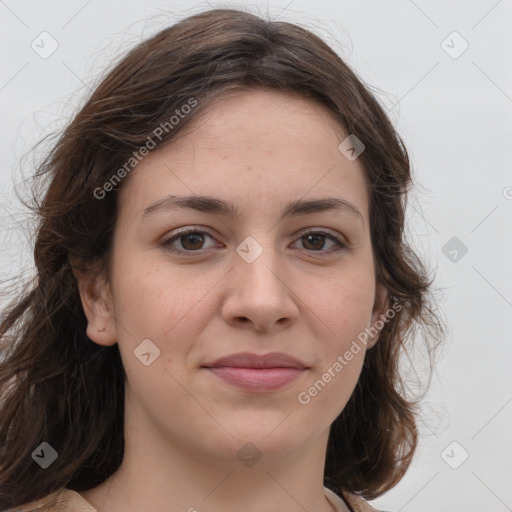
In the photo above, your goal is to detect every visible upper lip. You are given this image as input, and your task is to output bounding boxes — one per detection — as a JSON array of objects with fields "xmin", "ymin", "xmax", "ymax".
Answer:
[{"xmin": 202, "ymin": 352, "xmax": 307, "ymax": 369}]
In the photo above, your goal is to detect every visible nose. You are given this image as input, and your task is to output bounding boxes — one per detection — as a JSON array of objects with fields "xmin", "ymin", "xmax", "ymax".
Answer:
[{"xmin": 220, "ymin": 238, "xmax": 300, "ymax": 333}]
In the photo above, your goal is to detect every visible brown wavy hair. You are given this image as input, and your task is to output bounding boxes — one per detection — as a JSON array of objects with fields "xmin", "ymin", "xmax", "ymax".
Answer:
[{"xmin": 0, "ymin": 7, "xmax": 443, "ymax": 509}]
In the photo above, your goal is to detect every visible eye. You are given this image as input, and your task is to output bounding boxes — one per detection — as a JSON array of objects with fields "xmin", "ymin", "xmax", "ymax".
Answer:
[
  {"xmin": 161, "ymin": 228, "xmax": 218, "ymax": 254},
  {"xmin": 291, "ymin": 230, "xmax": 347, "ymax": 255},
  {"xmin": 161, "ymin": 227, "xmax": 346, "ymax": 256}
]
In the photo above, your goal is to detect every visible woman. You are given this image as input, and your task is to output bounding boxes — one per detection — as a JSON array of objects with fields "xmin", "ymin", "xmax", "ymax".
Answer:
[{"xmin": 0, "ymin": 8, "xmax": 442, "ymax": 512}]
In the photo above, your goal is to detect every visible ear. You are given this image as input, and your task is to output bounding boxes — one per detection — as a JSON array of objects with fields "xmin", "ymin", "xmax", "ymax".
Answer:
[
  {"xmin": 72, "ymin": 262, "xmax": 117, "ymax": 347},
  {"xmin": 366, "ymin": 285, "xmax": 389, "ymax": 349}
]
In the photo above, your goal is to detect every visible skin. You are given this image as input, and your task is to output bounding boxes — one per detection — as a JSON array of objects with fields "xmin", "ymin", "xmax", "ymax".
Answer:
[{"xmin": 76, "ymin": 88, "xmax": 386, "ymax": 512}]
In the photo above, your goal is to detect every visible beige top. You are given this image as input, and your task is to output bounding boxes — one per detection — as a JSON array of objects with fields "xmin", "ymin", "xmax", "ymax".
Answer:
[{"xmin": 6, "ymin": 487, "xmax": 381, "ymax": 512}]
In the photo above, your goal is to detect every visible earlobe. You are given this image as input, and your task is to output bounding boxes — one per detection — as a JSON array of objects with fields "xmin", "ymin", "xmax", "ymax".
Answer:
[{"xmin": 72, "ymin": 265, "xmax": 117, "ymax": 347}]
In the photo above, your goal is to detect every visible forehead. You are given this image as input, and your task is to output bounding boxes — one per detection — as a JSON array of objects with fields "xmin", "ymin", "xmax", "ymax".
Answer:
[
  {"xmin": 117, "ymin": 88, "xmax": 370, "ymax": 223},
  {"xmin": 183, "ymin": 88, "xmax": 347, "ymax": 154}
]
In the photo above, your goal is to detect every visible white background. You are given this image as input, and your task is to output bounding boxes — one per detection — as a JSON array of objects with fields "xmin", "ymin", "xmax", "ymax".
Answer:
[{"xmin": 1, "ymin": 1, "xmax": 511, "ymax": 510}]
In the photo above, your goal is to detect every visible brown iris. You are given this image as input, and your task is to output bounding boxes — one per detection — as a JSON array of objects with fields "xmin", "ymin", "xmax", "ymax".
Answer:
[{"xmin": 180, "ymin": 232, "xmax": 205, "ymax": 250}]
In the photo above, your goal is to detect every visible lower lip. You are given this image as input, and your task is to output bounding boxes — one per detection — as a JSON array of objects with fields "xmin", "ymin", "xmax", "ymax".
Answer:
[{"xmin": 206, "ymin": 367, "xmax": 306, "ymax": 392}]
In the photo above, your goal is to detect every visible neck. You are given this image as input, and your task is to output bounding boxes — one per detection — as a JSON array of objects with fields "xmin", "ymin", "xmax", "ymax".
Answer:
[{"xmin": 81, "ymin": 405, "xmax": 342, "ymax": 512}]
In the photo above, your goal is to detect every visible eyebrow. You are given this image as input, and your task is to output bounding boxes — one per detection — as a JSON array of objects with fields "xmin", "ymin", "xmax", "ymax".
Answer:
[{"xmin": 141, "ymin": 194, "xmax": 363, "ymax": 221}]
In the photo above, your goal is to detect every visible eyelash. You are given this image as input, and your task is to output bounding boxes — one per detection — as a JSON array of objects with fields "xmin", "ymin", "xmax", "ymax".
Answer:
[{"xmin": 161, "ymin": 227, "xmax": 347, "ymax": 256}]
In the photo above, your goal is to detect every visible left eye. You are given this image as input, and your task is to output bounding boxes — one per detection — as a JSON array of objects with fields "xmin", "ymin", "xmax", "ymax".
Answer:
[
  {"xmin": 293, "ymin": 231, "xmax": 345, "ymax": 252},
  {"xmin": 161, "ymin": 228, "xmax": 346, "ymax": 255}
]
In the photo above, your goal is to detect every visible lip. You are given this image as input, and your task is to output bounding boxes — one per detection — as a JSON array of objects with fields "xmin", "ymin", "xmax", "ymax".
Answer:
[
  {"xmin": 202, "ymin": 352, "xmax": 308, "ymax": 392},
  {"xmin": 203, "ymin": 352, "xmax": 307, "ymax": 369}
]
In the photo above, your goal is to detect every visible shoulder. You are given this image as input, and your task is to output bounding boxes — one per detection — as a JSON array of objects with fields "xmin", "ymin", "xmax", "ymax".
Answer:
[
  {"xmin": 10, "ymin": 487, "xmax": 390, "ymax": 512},
  {"xmin": 324, "ymin": 486, "xmax": 390, "ymax": 512},
  {"xmin": 3, "ymin": 489, "xmax": 97, "ymax": 512},
  {"xmin": 343, "ymin": 492, "xmax": 383, "ymax": 512}
]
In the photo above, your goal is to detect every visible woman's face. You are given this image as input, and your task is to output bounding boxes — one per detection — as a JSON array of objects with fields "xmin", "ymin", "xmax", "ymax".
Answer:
[{"xmin": 83, "ymin": 88, "xmax": 385, "ymax": 468}]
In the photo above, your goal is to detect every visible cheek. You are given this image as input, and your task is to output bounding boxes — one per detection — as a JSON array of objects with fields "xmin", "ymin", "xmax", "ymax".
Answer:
[
  {"xmin": 109, "ymin": 255, "xmax": 223, "ymax": 383},
  {"xmin": 108, "ymin": 262, "xmax": 204, "ymax": 417},
  {"xmin": 300, "ymin": 266, "xmax": 376, "ymax": 345},
  {"xmin": 110, "ymin": 255, "xmax": 208, "ymax": 336},
  {"xmin": 294, "ymin": 267, "xmax": 374, "ymax": 417},
  {"xmin": 297, "ymin": 306, "xmax": 369, "ymax": 425}
]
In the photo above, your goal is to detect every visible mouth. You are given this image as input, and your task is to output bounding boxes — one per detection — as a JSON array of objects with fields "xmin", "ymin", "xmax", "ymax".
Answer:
[{"xmin": 202, "ymin": 352, "xmax": 308, "ymax": 392}]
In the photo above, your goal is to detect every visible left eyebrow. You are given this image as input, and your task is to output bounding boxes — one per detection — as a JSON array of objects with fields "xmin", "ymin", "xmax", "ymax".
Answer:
[{"xmin": 140, "ymin": 194, "xmax": 363, "ymax": 221}]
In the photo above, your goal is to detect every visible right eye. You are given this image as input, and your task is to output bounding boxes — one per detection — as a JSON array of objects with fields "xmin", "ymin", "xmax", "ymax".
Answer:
[{"xmin": 161, "ymin": 228, "xmax": 219, "ymax": 255}]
